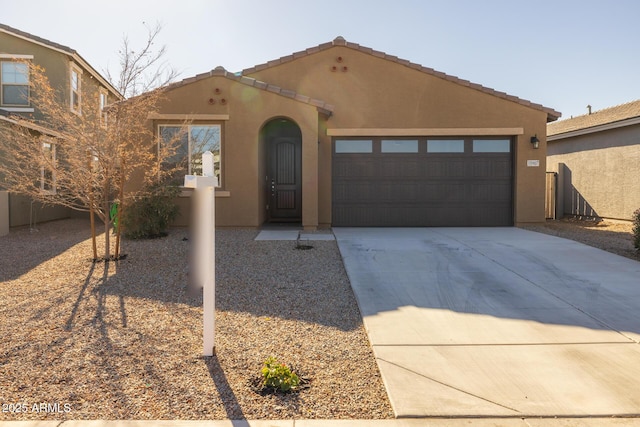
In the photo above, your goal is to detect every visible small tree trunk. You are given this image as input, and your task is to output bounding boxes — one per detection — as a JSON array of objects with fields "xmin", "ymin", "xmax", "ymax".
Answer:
[
  {"xmin": 114, "ymin": 161, "xmax": 125, "ymax": 259},
  {"xmin": 88, "ymin": 152, "xmax": 97, "ymax": 260},
  {"xmin": 104, "ymin": 216, "xmax": 110, "ymax": 260},
  {"xmin": 103, "ymin": 175, "xmax": 111, "ymax": 260},
  {"xmin": 90, "ymin": 204, "xmax": 97, "ymax": 260}
]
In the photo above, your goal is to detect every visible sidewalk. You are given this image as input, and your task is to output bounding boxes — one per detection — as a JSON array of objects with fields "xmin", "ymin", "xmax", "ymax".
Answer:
[{"xmin": 2, "ymin": 418, "xmax": 640, "ymax": 426}]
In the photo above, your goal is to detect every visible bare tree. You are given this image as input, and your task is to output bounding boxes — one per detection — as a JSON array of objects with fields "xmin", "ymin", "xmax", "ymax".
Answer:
[
  {"xmin": 0, "ymin": 63, "xmax": 183, "ymax": 260},
  {"xmin": 106, "ymin": 22, "xmax": 179, "ymax": 98}
]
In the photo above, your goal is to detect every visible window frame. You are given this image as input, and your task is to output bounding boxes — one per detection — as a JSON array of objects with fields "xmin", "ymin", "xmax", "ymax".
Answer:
[
  {"xmin": 40, "ymin": 137, "xmax": 56, "ymax": 194},
  {"xmin": 158, "ymin": 123, "xmax": 223, "ymax": 187},
  {"xmin": 99, "ymin": 89, "xmax": 108, "ymax": 126},
  {"xmin": 70, "ymin": 63, "xmax": 82, "ymax": 114},
  {"xmin": 1, "ymin": 60, "xmax": 30, "ymax": 108}
]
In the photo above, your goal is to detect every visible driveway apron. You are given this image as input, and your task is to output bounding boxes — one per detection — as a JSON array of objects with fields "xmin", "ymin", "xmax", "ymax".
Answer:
[{"xmin": 333, "ymin": 227, "xmax": 640, "ymax": 418}]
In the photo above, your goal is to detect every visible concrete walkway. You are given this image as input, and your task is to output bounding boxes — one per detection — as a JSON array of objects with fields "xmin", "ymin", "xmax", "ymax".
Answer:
[{"xmin": 333, "ymin": 227, "xmax": 640, "ymax": 419}]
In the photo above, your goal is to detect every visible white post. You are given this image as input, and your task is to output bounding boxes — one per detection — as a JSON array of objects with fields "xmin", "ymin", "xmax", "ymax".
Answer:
[{"xmin": 185, "ymin": 151, "xmax": 217, "ymax": 356}]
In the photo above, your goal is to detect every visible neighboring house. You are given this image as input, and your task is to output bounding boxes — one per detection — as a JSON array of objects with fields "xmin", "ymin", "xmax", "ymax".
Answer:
[
  {"xmin": 547, "ymin": 100, "xmax": 640, "ymax": 221},
  {"xmin": 153, "ymin": 36, "xmax": 560, "ymax": 229},
  {"xmin": 0, "ymin": 23, "xmax": 121, "ymax": 235}
]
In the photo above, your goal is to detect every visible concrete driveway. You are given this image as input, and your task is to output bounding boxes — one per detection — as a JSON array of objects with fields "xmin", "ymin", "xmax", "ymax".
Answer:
[{"xmin": 333, "ymin": 227, "xmax": 640, "ymax": 418}]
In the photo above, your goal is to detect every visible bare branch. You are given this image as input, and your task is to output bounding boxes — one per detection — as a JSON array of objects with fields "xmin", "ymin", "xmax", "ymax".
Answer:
[
  {"xmin": 106, "ymin": 22, "xmax": 179, "ymax": 98},
  {"xmin": 0, "ymin": 63, "xmax": 184, "ymax": 260}
]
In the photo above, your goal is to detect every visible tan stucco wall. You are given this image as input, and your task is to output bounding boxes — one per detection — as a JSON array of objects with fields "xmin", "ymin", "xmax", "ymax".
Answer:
[
  {"xmin": 247, "ymin": 45, "xmax": 549, "ymax": 225},
  {"xmin": 155, "ymin": 75, "xmax": 320, "ymax": 227},
  {"xmin": 547, "ymin": 125, "xmax": 640, "ymax": 220}
]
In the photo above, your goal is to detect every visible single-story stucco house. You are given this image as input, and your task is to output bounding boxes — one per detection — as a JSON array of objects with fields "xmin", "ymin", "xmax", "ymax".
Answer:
[
  {"xmin": 547, "ymin": 100, "xmax": 640, "ymax": 221},
  {"xmin": 153, "ymin": 36, "xmax": 560, "ymax": 229}
]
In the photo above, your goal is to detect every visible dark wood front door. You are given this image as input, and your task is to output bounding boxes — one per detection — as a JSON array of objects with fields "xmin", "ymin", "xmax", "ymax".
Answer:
[{"xmin": 267, "ymin": 136, "xmax": 302, "ymax": 221}]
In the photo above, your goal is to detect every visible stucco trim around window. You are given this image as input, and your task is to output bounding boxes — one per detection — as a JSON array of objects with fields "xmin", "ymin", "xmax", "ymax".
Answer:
[
  {"xmin": 327, "ymin": 127, "xmax": 525, "ymax": 137},
  {"xmin": 148, "ymin": 113, "xmax": 230, "ymax": 121},
  {"xmin": 0, "ymin": 54, "xmax": 34, "ymax": 60}
]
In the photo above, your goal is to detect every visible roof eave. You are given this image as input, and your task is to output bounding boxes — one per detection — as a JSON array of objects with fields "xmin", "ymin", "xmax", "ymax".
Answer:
[{"xmin": 548, "ymin": 116, "xmax": 640, "ymax": 141}]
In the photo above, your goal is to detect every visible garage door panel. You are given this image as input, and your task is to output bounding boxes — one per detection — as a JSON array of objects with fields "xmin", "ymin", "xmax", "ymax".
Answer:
[
  {"xmin": 380, "ymin": 158, "xmax": 421, "ymax": 177},
  {"xmin": 381, "ymin": 182, "xmax": 419, "ymax": 201},
  {"xmin": 470, "ymin": 181, "xmax": 511, "ymax": 201},
  {"xmin": 332, "ymin": 137, "xmax": 513, "ymax": 227},
  {"xmin": 333, "ymin": 158, "xmax": 375, "ymax": 177}
]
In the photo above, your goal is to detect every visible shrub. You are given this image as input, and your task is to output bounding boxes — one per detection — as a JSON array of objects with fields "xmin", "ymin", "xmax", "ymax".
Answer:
[
  {"xmin": 261, "ymin": 356, "xmax": 300, "ymax": 393},
  {"xmin": 633, "ymin": 208, "xmax": 640, "ymax": 251},
  {"xmin": 122, "ymin": 185, "xmax": 180, "ymax": 239}
]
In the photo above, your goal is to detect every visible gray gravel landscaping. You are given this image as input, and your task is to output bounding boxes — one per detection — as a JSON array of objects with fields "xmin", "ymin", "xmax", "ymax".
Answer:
[{"xmin": 0, "ymin": 218, "xmax": 393, "ymax": 420}]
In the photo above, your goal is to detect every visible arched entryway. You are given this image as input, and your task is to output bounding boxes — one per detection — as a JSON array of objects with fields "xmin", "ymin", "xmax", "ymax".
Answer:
[{"xmin": 261, "ymin": 118, "xmax": 302, "ymax": 223}]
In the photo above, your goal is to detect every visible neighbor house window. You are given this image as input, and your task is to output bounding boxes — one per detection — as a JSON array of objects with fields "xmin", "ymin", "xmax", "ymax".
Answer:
[
  {"xmin": 41, "ymin": 138, "xmax": 56, "ymax": 194},
  {"xmin": 159, "ymin": 124, "xmax": 222, "ymax": 186},
  {"xmin": 70, "ymin": 64, "xmax": 82, "ymax": 113},
  {"xmin": 99, "ymin": 89, "xmax": 108, "ymax": 125},
  {"xmin": 1, "ymin": 61, "xmax": 29, "ymax": 106}
]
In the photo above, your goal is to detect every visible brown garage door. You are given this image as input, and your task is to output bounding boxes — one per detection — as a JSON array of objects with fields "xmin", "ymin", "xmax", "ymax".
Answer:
[{"xmin": 332, "ymin": 137, "xmax": 513, "ymax": 226}]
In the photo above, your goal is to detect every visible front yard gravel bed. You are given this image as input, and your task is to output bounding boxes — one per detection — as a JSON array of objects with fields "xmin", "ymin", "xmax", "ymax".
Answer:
[
  {"xmin": 0, "ymin": 219, "xmax": 393, "ymax": 420},
  {"xmin": 520, "ymin": 217, "xmax": 639, "ymax": 262}
]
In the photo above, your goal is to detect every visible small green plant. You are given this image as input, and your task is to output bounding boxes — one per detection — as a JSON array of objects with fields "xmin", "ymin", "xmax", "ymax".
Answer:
[
  {"xmin": 122, "ymin": 184, "xmax": 180, "ymax": 239},
  {"xmin": 261, "ymin": 356, "xmax": 300, "ymax": 392},
  {"xmin": 632, "ymin": 208, "xmax": 640, "ymax": 251}
]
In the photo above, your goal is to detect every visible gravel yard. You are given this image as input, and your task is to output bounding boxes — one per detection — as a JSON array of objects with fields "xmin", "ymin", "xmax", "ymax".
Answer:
[
  {"xmin": 520, "ymin": 217, "xmax": 639, "ymax": 262},
  {"xmin": 0, "ymin": 219, "xmax": 393, "ymax": 420}
]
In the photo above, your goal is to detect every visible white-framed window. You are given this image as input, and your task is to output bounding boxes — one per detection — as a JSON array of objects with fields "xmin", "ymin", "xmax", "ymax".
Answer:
[
  {"xmin": 1, "ymin": 61, "xmax": 29, "ymax": 107},
  {"xmin": 99, "ymin": 89, "xmax": 108, "ymax": 125},
  {"xmin": 41, "ymin": 137, "xmax": 56, "ymax": 194},
  {"xmin": 159, "ymin": 124, "xmax": 222, "ymax": 186},
  {"xmin": 70, "ymin": 64, "xmax": 82, "ymax": 114}
]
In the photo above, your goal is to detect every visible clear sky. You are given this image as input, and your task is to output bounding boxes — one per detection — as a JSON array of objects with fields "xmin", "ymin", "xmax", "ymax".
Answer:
[{"xmin": 2, "ymin": 0, "xmax": 639, "ymax": 121}]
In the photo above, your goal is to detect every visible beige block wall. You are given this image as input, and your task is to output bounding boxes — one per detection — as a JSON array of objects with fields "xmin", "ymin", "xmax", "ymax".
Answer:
[
  {"xmin": 9, "ymin": 193, "xmax": 71, "ymax": 227},
  {"xmin": 547, "ymin": 125, "xmax": 640, "ymax": 220},
  {"xmin": 0, "ymin": 191, "xmax": 8, "ymax": 236}
]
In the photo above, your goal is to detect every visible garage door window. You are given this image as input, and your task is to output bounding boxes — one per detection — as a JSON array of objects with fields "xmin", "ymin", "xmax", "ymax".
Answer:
[
  {"xmin": 427, "ymin": 139, "xmax": 464, "ymax": 153},
  {"xmin": 335, "ymin": 139, "xmax": 373, "ymax": 153},
  {"xmin": 473, "ymin": 139, "xmax": 510, "ymax": 152},
  {"xmin": 381, "ymin": 139, "xmax": 418, "ymax": 153}
]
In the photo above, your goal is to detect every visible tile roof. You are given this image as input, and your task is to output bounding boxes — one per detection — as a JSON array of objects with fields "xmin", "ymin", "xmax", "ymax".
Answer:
[
  {"xmin": 547, "ymin": 99, "xmax": 640, "ymax": 137},
  {"xmin": 242, "ymin": 36, "xmax": 561, "ymax": 122},
  {"xmin": 0, "ymin": 23, "xmax": 122, "ymax": 99},
  {"xmin": 166, "ymin": 66, "xmax": 335, "ymax": 116}
]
